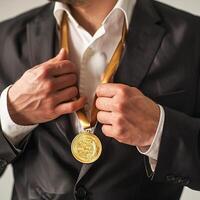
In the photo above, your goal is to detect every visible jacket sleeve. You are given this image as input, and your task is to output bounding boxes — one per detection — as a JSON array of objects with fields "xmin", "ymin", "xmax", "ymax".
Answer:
[
  {"xmin": 144, "ymin": 10, "xmax": 200, "ymax": 191},
  {"xmin": 146, "ymin": 105, "xmax": 200, "ymax": 190},
  {"xmin": 0, "ymin": 11, "xmax": 35, "ymax": 177}
]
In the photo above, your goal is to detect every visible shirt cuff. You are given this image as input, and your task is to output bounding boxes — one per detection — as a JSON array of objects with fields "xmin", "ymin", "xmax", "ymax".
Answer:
[
  {"xmin": 137, "ymin": 105, "xmax": 165, "ymax": 171},
  {"xmin": 0, "ymin": 86, "xmax": 38, "ymax": 145}
]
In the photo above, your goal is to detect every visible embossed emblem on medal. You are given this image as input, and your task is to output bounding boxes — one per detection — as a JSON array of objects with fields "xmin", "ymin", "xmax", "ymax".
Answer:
[{"xmin": 71, "ymin": 131, "xmax": 102, "ymax": 163}]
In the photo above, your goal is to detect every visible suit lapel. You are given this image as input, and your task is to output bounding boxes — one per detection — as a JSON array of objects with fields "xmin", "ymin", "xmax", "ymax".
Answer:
[
  {"xmin": 114, "ymin": 0, "xmax": 166, "ymax": 87},
  {"xmin": 76, "ymin": 0, "xmax": 167, "ymax": 184},
  {"xmin": 27, "ymin": 4, "xmax": 58, "ymax": 66}
]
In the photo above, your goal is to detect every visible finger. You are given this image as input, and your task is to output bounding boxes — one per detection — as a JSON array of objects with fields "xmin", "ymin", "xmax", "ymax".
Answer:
[
  {"xmin": 96, "ymin": 97, "xmax": 113, "ymax": 111},
  {"xmin": 53, "ymin": 73, "xmax": 77, "ymax": 91},
  {"xmin": 101, "ymin": 125, "xmax": 113, "ymax": 138},
  {"xmin": 96, "ymin": 83, "xmax": 125, "ymax": 97},
  {"xmin": 102, "ymin": 125, "xmax": 123, "ymax": 142},
  {"xmin": 54, "ymin": 86, "xmax": 78, "ymax": 104},
  {"xmin": 48, "ymin": 60, "xmax": 77, "ymax": 76},
  {"xmin": 32, "ymin": 49, "xmax": 69, "ymax": 71},
  {"xmin": 55, "ymin": 96, "xmax": 86, "ymax": 115},
  {"xmin": 96, "ymin": 83, "xmax": 116, "ymax": 97},
  {"xmin": 97, "ymin": 111, "xmax": 113, "ymax": 125}
]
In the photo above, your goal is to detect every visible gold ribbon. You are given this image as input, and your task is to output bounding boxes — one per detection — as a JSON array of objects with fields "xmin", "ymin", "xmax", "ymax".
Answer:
[{"xmin": 60, "ymin": 12, "xmax": 127, "ymax": 130}]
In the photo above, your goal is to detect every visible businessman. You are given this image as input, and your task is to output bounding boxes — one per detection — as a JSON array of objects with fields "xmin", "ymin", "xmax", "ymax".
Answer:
[{"xmin": 0, "ymin": 0, "xmax": 200, "ymax": 199}]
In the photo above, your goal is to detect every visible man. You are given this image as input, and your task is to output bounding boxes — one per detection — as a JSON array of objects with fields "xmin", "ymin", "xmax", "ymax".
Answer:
[{"xmin": 0, "ymin": 0, "xmax": 200, "ymax": 199}]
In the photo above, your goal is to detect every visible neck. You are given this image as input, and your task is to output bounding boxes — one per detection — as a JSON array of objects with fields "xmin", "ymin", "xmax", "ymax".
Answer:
[{"xmin": 70, "ymin": 0, "xmax": 117, "ymax": 35}]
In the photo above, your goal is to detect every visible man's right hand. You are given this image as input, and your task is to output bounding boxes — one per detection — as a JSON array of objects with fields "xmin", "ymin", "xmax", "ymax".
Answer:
[{"xmin": 7, "ymin": 48, "xmax": 86, "ymax": 125}]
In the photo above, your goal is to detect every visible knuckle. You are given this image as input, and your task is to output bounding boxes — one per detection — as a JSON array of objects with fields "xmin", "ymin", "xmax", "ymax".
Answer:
[
  {"xmin": 62, "ymin": 60, "xmax": 70, "ymax": 66},
  {"xmin": 115, "ymin": 125, "xmax": 124, "ymax": 137},
  {"xmin": 114, "ymin": 101, "xmax": 126, "ymax": 112},
  {"xmin": 133, "ymin": 96, "xmax": 143, "ymax": 107},
  {"xmin": 38, "ymin": 66, "xmax": 50, "ymax": 79},
  {"xmin": 67, "ymin": 102, "xmax": 77, "ymax": 112},
  {"xmin": 23, "ymin": 68, "xmax": 36, "ymax": 79},
  {"xmin": 95, "ymin": 98, "xmax": 100, "ymax": 108},
  {"xmin": 114, "ymin": 113, "xmax": 124, "ymax": 125},
  {"xmin": 45, "ymin": 80, "xmax": 54, "ymax": 91},
  {"xmin": 70, "ymin": 86, "xmax": 78, "ymax": 96},
  {"xmin": 117, "ymin": 85, "xmax": 128, "ymax": 96},
  {"xmin": 62, "ymin": 60, "xmax": 76, "ymax": 71},
  {"xmin": 68, "ymin": 62, "xmax": 76, "ymax": 72},
  {"xmin": 97, "ymin": 111, "xmax": 103, "ymax": 121},
  {"xmin": 102, "ymin": 126, "xmax": 110, "ymax": 136},
  {"xmin": 70, "ymin": 73, "xmax": 77, "ymax": 84},
  {"xmin": 57, "ymin": 62, "xmax": 65, "ymax": 70},
  {"xmin": 116, "ymin": 139, "xmax": 123, "ymax": 143},
  {"xmin": 97, "ymin": 111, "xmax": 100, "ymax": 121},
  {"xmin": 131, "ymin": 87, "xmax": 141, "ymax": 95},
  {"xmin": 24, "ymin": 68, "xmax": 31, "ymax": 76},
  {"xmin": 115, "ymin": 103, "xmax": 122, "ymax": 112}
]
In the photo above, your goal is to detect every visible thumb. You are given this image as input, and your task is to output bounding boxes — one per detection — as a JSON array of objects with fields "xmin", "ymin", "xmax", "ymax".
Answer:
[
  {"xmin": 51, "ymin": 48, "xmax": 68, "ymax": 62},
  {"xmin": 57, "ymin": 48, "xmax": 68, "ymax": 60}
]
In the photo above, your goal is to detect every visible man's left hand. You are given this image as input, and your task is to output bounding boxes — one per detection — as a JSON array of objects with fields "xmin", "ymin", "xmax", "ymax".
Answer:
[{"xmin": 96, "ymin": 83, "xmax": 160, "ymax": 148}]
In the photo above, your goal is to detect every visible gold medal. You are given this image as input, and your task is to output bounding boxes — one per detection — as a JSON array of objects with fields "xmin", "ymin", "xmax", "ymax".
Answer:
[
  {"xmin": 61, "ymin": 12, "xmax": 126, "ymax": 163},
  {"xmin": 71, "ymin": 131, "xmax": 102, "ymax": 163}
]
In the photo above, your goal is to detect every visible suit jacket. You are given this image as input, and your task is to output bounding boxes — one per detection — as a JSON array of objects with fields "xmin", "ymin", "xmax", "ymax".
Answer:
[{"xmin": 0, "ymin": 0, "xmax": 200, "ymax": 199}]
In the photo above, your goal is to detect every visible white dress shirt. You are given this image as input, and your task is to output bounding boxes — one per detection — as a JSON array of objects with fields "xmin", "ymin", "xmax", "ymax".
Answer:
[{"xmin": 0, "ymin": 0, "xmax": 165, "ymax": 171}]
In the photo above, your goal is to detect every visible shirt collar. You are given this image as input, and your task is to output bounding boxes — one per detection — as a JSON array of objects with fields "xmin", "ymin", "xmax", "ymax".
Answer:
[
  {"xmin": 53, "ymin": 0, "xmax": 137, "ymax": 29},
  {"xmin": 112, "ymin": 0, "xmax": 136, "ymax": 28}
]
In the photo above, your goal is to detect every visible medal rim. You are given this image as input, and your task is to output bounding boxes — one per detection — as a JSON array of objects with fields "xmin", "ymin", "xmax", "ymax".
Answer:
[{"xmin": 71, "ymin": 131, "xmax": 102, "ymax": 164}]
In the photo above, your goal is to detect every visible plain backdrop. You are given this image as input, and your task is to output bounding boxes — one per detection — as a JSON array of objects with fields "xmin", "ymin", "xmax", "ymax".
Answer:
[{"xmin": 0, "ymin": 0, "xmax": 200, "ymax": 199}]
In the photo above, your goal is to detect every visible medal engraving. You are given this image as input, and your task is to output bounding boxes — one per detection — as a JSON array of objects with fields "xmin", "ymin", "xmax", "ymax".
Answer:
[{"xmin": 71, "ymin": 131, "xmax": 102, "ymax": 163}]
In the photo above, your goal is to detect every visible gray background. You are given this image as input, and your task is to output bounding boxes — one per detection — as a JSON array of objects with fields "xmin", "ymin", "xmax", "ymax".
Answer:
[{"xmin": 0, "ymin": 0, "xmax": 200, "ymax": 199}]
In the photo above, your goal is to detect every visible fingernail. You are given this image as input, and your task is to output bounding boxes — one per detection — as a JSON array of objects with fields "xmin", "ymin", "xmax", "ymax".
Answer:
[{"xmin": 59, "ymin": 48, "xmax": 65, "ymax": 54}]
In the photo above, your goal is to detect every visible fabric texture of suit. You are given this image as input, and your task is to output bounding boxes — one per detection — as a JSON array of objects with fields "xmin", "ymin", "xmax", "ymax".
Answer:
[{"xmin": 0, "ymin": 0, "xmax": 200, "ymax": 199}]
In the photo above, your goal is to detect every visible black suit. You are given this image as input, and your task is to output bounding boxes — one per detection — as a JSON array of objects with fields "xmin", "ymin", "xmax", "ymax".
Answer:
[{"xmin": 0, "ymin": 0, "xmax": 200, "ymax": 199}]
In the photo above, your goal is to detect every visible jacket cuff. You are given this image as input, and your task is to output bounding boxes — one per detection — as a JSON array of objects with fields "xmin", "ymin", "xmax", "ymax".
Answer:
[{"xmin": 0, "ymin": 129, "xmax": 19, "ymax": 175}]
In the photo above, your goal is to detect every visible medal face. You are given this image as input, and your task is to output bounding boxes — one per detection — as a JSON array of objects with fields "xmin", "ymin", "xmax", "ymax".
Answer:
[{"xmin": 71, "ymin": 131, "xmax": 102, "ymax": 164}]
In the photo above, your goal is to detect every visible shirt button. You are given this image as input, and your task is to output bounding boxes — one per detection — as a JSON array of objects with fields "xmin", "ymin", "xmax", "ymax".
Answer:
[{"xmin": 75, "ymin": 186, "xmax": 87, "ymax": 199}]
